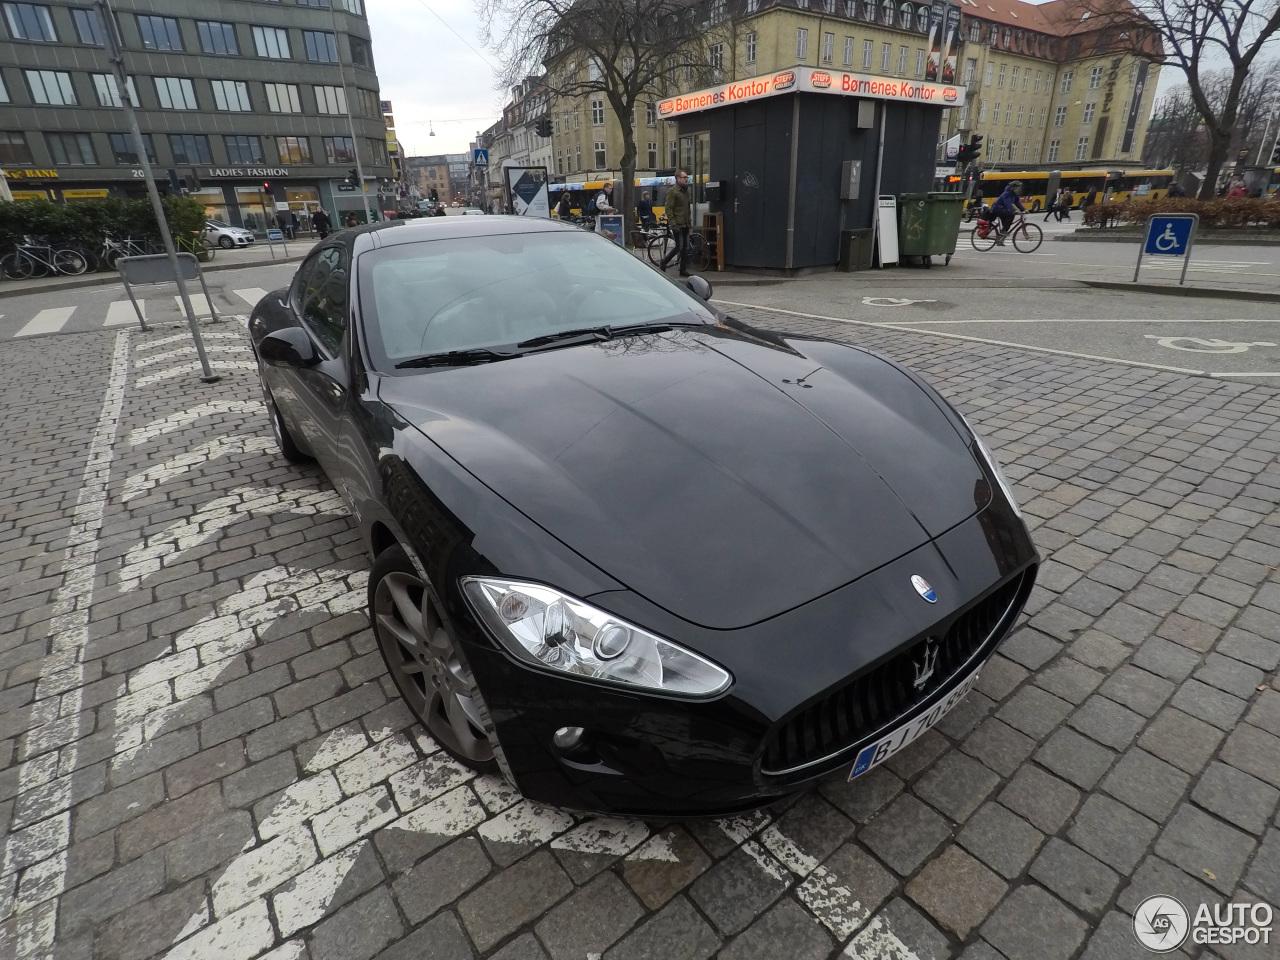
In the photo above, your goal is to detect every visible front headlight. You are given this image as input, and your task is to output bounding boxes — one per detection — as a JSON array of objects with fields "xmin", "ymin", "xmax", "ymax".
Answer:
[
  {"xmin": 461, "ymin": 577, "xmax": 732, "ymax": 698},
  {"xmin": 961, "ymin": 413, "xmax": 1022, "ymax": 518}
]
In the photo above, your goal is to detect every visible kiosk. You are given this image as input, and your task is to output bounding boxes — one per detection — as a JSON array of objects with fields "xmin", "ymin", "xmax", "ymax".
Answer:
[{"xmin": 659, "ymin": 66, "xmax": 965, "ymax": 272}]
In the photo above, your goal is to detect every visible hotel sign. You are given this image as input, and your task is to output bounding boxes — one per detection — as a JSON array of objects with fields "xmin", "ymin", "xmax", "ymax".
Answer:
[{"xmin": 658, "ymin": 66, "xmax": 965, "ymax": 118}]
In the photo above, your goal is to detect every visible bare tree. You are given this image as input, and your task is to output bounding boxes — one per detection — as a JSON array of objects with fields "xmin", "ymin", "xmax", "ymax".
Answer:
[
  {"xmin": 1143, "ymin": 88, "xmax": 1207, "ymax": 171},
  {"xmin": 476, "ymin": 0, "xmax": 727, "ymax": 243},
  {"xmin": 1083, "ymin": 0, "xmax": 1280, "ymax": 198}
]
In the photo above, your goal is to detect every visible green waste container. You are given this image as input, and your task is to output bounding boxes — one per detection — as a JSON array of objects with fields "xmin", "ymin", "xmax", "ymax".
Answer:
[{"xmin": 897, "ymin": 192, "xmax": 966, "ymax": 264}]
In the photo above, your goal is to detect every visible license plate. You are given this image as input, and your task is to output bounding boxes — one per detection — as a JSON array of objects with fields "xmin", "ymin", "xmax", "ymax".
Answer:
[{"xmin": 849, "ymin": 668, "xmax": 982, "ymax": 780}]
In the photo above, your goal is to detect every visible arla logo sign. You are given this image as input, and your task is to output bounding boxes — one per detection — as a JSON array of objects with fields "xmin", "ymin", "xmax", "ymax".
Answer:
[
  {"xmin": 773, "ymin": 71, "xmax": 796, "ymax": 90},
  {"xmin": 811, "ymin": 71, "xmax": 833, "ymax": 88},
  {"xmin": 943, "ymin": 88, "xmax": 958, "ymax": 102}
]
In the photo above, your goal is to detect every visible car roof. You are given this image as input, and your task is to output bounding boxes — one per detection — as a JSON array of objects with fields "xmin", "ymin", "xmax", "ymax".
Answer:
[{"xmin": 352, "ymin": 214, "xmax": 578, "ymax": 252}]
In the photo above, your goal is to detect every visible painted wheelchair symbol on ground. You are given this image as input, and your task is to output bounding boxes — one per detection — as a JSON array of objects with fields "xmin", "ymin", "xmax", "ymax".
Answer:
[
  {"xmin": 1145, "ymin": 335, "xmax": 1277, "ymax": 354},
  {"xmin": 862, "ymin": 297, "xmax": 938, "ymax": 306}
]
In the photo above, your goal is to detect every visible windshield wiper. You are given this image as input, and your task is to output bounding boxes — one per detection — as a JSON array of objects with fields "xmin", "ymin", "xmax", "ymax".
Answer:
[
  {"xmin": 517, "ymin": 322, "xmax": 674, "ymax": 349},
  {"xmin": 395, "ymin": 347, "xmax": 518, "ymax": 369}
]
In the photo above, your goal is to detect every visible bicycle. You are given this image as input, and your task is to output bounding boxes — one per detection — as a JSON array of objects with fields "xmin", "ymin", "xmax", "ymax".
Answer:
[
  {"xmin": 644, "ymin": 218, "xmax": 708, "ymax": 270},
  {"xmin": 175, "ymin": 232, "xmax": 215, "ymax": 263},
  {"xmin": 971, "ymin": 211, "xmax": 1043, "ymax": 253},
  {"xmin": 96, "ymin": 235, "xmax": 156, "ymax": 271},
  {"xmin": 0, "ymin": 239, "xmax": 90, "ymax": 279}
]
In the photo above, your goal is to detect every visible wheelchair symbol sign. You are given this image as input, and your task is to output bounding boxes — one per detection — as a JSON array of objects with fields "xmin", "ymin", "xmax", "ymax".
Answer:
[{"xmin": 1144, "ymin": 216, "xmax": 1194, "ymax": 257}]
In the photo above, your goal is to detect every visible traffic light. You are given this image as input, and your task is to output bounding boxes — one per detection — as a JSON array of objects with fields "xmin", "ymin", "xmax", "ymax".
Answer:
[
  {"xmin": 956, "ymin": 144, "xmax": 971, "ymax": 163},
  {"xmin": 535, "ymin": 116, "xmax": 552, "ymax": 139},
  {"xmin": 968, "ymin": 134, "xmax": 983, "ymax": 163},
  {"xmin": 430, "ymin": 188, "xmax": 439, "ymax": 202},
  {"xmin": 262, "ymin": 182, "xmax": 271, "ymax": 195},
  {"xmin": 346, "ymin": 167, "xmax": 358, "ymax": 186}
]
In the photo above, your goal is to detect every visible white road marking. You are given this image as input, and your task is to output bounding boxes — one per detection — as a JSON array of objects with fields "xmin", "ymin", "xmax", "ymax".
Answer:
[
  {"xmin": 15, "ymin": 307, "xmax": 76, "ymax": 337},
  {"xmin": 135, "ymin": 344, "xmax": 250, "ymax": 368},
  {"xmin": 175, "ymin": 293, "xmax": 214, "ymax": 316},
  {"xmin": 121, "ymin": 436, "xmax": 275, "ymax": 501},
  {"xmin": 0, "ymin": 331, "xmax": 130, "ymax": 954},
  {"xmin": 1145, "ymin": 335, "xmax": 1276, "ymax": 353},
  {"xmin": 234, "ymin": 288, "xmax": 270, "ymax": 308},
  {"xmin": 134, "ymin": 360, "xmax": 257, "ymax": 388},
  {"xmin": 104, "ymin": 300, "xmax": 146, "ymax": 327},
  {"xmin": 883, "ymin": 318, "xmax": 1280, "ymax": 325},
  {"xmin": 476, "ymin": 800, "xmax": 575, "ymax": 848},
  {"xmin": 128, "ymin": 401, "xmax": 264, "ymax": 446},
  {"xmin": 272, "ymin": 842, "xmax": 370, "ymax": 937},
  {"xmin": 551, "ymin": 819, "xmax": 650, "ymax": 858},
  {"xmin": 133, "ymin": 331, "xmax": 243, "ymax": 351},
  {"xmin": 843, "ymin": 913, "xmax": 923, "ymax": 959},
  {"xmin": 718, "ymin": 299, "xmax": 1208, "ymax": 376}
]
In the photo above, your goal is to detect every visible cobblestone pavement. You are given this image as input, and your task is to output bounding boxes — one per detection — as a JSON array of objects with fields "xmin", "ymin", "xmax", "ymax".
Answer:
[{"xmin": 1, "ymin": 309, "xmax": 1278, "ymax": 960}]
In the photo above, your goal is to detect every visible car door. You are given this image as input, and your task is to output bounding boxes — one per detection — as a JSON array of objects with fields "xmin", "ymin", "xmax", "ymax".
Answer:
[{"xmin": 281, "ymin": 245, "xmax": 352, "ymax": 479}]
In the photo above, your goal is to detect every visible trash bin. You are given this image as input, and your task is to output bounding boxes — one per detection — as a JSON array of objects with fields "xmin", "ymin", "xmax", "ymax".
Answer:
[
  {"xmin": 839, "ymin": 228, "xmax": 873, "ymax": 272},
  {"xmin": 898, "ymin": 192, "xmax": 966, "ymax": 265}
]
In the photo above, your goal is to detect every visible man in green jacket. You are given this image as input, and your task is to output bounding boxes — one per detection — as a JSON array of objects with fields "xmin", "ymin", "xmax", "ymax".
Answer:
[{"xmin": 660, "ymin": 170, "xmax": 692, "ymax": 276}]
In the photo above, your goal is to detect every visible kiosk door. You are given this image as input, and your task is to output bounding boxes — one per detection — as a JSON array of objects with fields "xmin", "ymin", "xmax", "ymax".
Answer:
[{"xmin": 731, "ymin": 120, "xmax": 767, "ymax": 267}]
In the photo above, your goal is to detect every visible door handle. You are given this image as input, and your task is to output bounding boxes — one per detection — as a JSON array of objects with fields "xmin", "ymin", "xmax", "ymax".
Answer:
[{"xmin": 734, "ymin": 199, "xmax": 739, "ymax": 213}]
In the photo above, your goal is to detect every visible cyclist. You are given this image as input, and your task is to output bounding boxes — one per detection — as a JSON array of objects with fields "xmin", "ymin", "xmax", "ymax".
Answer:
[{"xmin": 989, "ymin": 180, "xmax": 1027, "ymax": 244}]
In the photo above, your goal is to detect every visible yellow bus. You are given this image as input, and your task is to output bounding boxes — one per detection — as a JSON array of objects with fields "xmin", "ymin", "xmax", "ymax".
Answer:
[
  {"xmin": 548, "ymin": 177, "xmax": 679, "ymax": 219},
  {"xmin": 976, "ymin": 168, "xmax": 1174, "ymax": 210}
]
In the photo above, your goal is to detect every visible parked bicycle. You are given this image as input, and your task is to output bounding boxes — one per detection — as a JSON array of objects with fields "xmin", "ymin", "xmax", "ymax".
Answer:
[
  {"xmin": 644, "ymin": 217, "xmax": 709, "ymax": 270},
  {"xmin": 174, "ymin": 232, "xmax": 215, "ymax": 263},
  {"xmin": 971, "ymin": 211, "xmax": 1043, "ymax": 253},
  {"xmin": 96, "ymin": 235, "xmax": 158, "ymax": 271},
  {"xmin": 0, "ymin": 239, "xmax": 90, "ymax": 279}
]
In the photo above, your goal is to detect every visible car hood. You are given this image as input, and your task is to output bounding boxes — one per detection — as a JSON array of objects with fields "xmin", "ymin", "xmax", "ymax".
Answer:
[{"xmin": 378, "ymin": 326, "xmax": 987, "ymax": 629}]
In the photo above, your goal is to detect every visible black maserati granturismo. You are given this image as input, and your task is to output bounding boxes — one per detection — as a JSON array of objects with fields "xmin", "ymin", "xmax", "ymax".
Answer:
[{"xmin": 248, "ymin": 216, "xmax": 1037, "ymax": 816}]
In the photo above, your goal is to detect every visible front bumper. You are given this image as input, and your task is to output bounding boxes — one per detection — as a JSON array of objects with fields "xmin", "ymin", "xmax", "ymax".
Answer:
[{"xmin": 455, "ymin": 500, "xmax": 1038, "ymax": 817}]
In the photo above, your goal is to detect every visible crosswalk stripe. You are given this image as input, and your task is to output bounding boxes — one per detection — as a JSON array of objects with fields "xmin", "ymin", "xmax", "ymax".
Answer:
[
  {"xmin": 16, "ymin": 307, "xmax": 76, "ymax": 337},
  {"xmin": 105, "ymin": 300, "xmax": 145, "ymax": 327},
  {"xmin": 174, "ymin": 293, "xmax": 213, "ymax": 317},
  {"xmin": 234, "ymin": 288, "xmax": 269, "ymax": 308}
]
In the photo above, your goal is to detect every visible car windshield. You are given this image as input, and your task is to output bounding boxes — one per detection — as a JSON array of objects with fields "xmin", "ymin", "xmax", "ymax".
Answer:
[
  {"xmin": 207, "ymin": 220, "xmax": 231, "ymax": 228},
  {"xmin": 358, "ymin": 229, "xmax": 716, "ymax": 372}
]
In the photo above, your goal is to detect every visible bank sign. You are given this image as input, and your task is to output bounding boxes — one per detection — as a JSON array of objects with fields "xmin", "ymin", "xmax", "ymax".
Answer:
[{"xmin": 658, "ymin": 66, "xmax": 964, "ymax": 118}]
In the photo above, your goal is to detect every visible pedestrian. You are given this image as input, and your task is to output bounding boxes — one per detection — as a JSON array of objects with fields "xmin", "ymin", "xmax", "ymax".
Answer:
[
  {"xmin": 555, "ymin": 192, "xmax": 573, "ymax": 219},
  {"xmin": 434, "ymin": 204, "xmax": 447, "ymax": 217},
  {"xmin": 638, "ymin": 191, "xmax": 654, "ymax": 227},
  {"xmin": 345, "ymin": 211, "xmax": 358, "ymax": 228},
  {"xmin": 659, "ymin": 170, "xmax": 693, "ymax": 276},
  {"xmin": 595, "ymin": 181, "xmax": 617, "ymax": 215},
  {"xmin": 1167, "ymin": 181, "xmax": 1186, "ymax": 198},
  {"xmin": 1080, "ymin": 186, "xmax": 1097, "ymax": 216},
  {"xmin": 1227, "ymin": 181, "xmax": 1247, "ymax": 198},
  {"xmin": 276, "ymin": 209, "xmax": 291, "ymax": 238},
  {"xmin": 988, "ymin": 180, "xmax": 1027, "ymax": 243},
  {"xmin": 313, "ymin": 207, "xmax": 332, "ymax": 239},
  {"xmin": 290, "ymin": 212, "xmax": 299, "ymax": 239},
  {"xmin": 1042, "ymin": 190, "xmax": 1058, "ymax": 222},
  {"xmin": 1057, "ymin": 187, "xmax": 1073, "ymax": 221}
]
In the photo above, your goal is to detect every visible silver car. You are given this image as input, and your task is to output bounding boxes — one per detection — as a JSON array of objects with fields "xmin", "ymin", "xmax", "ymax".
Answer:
[{"xmin": 204, "ymin": 220, "xmax": 256, "ymax": 249}]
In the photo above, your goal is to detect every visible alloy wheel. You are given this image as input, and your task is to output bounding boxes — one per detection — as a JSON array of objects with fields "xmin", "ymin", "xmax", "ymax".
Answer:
[{"xmin": 373, "ymin": 569, "xmax": 494, "ymax": 765}]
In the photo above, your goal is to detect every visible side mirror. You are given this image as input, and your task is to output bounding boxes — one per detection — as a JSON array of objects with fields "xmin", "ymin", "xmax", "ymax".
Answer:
[
  {"xmin": 259, "ymin": 327, "xmax": 319, "ymax": 368},
  {"xmin": 685, "ymin": 275, "xmax": 713, "ymax": 301}
]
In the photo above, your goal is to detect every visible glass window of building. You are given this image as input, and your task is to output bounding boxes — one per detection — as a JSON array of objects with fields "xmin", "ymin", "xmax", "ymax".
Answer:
[
  {"xmin": 1060, "ymin": 71, "xmax": 1073, "ymax": 93},
  {"xmin": 991, "ymin": 102, "xmax": 999, "ymax": 124},
  {"xmin": 1074, "ymin": 136, "xmax": 1089, "ymax": 160},
  {"xmin": 647, "ymin": 141, "xmax": 657, "ymax": 167},
  {"xmin": 899, "ymin": 3, "xmax": 912, "ymax": 29},
  {"xmin": 968, "ymin": 19, "xmax": 980, "ymax": 43},
  {"xmin": 881, "ymin": 0, "xmax": 893, "ymax": 25},
  {"xmin": 746, "ymin": 31, "xmax": 757, "ymax": 64},
  {"xmin": 109, "ymin": 132, "xmax": 156, "ymax": 163},
  {"xmin": 3, "ymin": 3, "xmax": 56, "ymax": 41},
  {"xmin": 169, "ymin": 134, "xmax": 212, "ymax": 165},
  {"xmin": 197, "ymin": 21, "xmax": 238, "ymax": 55},
  {"xmin": 1010, "ymin": 66, "xmax": 1018, "ymax": 88},
  {"xmin": 1016, "ymin": 105, "xmax": 1024, "ymax": 126},
  {"xmin": 264, "ymin": 83, "xmax": 302, "ymax": 113},
  {"xmin": 1034, "ymin": 69, "xmax": 1041, "ymax": 92},
  {"xmin": 984, "ymin": 62, "xmax": 992, "ymax": 85},
  {"xmin": 915, "ymin": 49, "xmax": 924, "ymax": 77},
  {"xmin": 46, "ymin": 132, "xmax": 97, "ymax": 165},
  {"xmin": 963, "ymin": 58, "xmax": 976, "ymax": 83},
  {"xmin": 297, "ymin": 0, "xmax": 329, "ymax": 6},
  {"xmin": 314, "ymin": 85, "xmax": 347, "ymax": 114},
  {"xmin": 276, "ymin": 136, "xmax": 312, "ymax": 164},
  {"xmin": 1082, "ymin": 102, "xmax": 1095, "ymax": 124},
  {"xmin": 862, "ymin": 39, "xmax": 873, "ymax": 69},
  {"xmin": 155, "ymin": 77, "xmax": 198, "ymax": 110},
  {"xmin": 646, "ymin": 100, "xmax": 657, "ymax": 124},
  {"xmin": 821, "ymin": 32, "xmax": 833, "ymax": 65},
  {"xmin": 138, "ymin": 15, "xmax": 182, "ymax": 51},
  {"xmin": 997, "ymin": 64, "xmax": 1005, "ymax": 87},
  {"xmin": 880, "ymin": 42, "xmax": 891, "ymax": 71},
  {"xmin": 796, "ymin": 28, "xmax": 807, "ymax": 60},
  {"xmin": 25, "ymin": 70, "xmax": 76, "ymax": 105},
  {"xmin": 593, "ymin": 140, "xmax": 605, "ymax": 168},
  {"xmin": 211, "ymin": 80, "xmax": 251, "ymax": 112},
  {"xmin": 223, "ymin": 135, "xmax": 264, "ymax": 164},
  {"xmin": 0, "ymin": 131, "xmax": 34, "ymax": 164},
  {"xmin": 349, "ymin": 36, "xmax": 372, "ymax": 67},
  {"xmin": 1054, "ymin": 105, "xmax": 1066, "ymax": 125},
  {"xmin": 709, "ymin": 42, "xmax": 723, "ymax": 72},
  {"xmin": 253, "ymin": 26, "xmax": 291, "ymax": 59},
  {"xmin": 91, "ymin": 73, "xmax": 136, "ymax": 107},
  {"xmin": 0, "ymin": 75, "xmax": 7, "ymax": 102},
  {"xmin": 303, "ymin": 30, "xmax": 338, "ymax": 62},
  {"xmin": 1089, "ymin": 66, "xmax": 1103, "ymax": 88},
  {"xmin": 323, "ymin": 136, "xmax": 355, "ymax": 163},
  {"xmin": 897, "ymin": 46, "xmax": 907, "ymax": 74},
  {"xmin": 1047, "ymin": 139, "xmax": 1059, "ymax": 161},
  {"xmin": 843, "ymin": 37, "xmax": 853, "ymax": 67},
  {"xmin": 71, "ymin": 7, "xmax": 103, "ymax": 44},
  {"xmin": 590, "ymin": 99, "xmax": 604, "ymax": 124}
]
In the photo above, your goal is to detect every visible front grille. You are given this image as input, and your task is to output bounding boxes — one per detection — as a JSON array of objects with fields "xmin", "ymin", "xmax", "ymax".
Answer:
[{"xmin": 761, "ymin": 569, "xmax": 1030, "ymax": 776}]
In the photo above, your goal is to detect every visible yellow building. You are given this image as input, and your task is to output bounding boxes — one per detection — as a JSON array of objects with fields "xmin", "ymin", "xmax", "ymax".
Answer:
[{"xmin": 542, "ymin": 0, "xmax": 1158, "ymax": 178}]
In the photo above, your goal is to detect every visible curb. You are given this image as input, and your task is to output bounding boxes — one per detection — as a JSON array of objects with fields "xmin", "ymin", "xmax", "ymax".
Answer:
[
  {"xmin": 1081, "ymin": 280, "xmax": 1280, "ymax": 303},
  {"xmin": 0, "ymin": 252, "xmax": 306, "ymax": 300},
  {"xmin": 1054, "ymin": 232, "xmax": 1280, "ymax": 246}
]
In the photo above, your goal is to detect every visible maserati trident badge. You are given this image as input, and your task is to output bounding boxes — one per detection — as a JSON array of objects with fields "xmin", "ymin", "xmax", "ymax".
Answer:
[
  {"xmin": 911, "ymin": 575, "xmax": 937, "ymax": 603},
  {"xmin": 913, "ymin": 641, "xmax": 939, "ymax": 691}
]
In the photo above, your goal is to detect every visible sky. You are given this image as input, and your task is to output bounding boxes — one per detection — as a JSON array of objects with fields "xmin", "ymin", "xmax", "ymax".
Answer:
[{"xmin": 366, "ymin": 0, "xmax": 506, "ymax": 157}]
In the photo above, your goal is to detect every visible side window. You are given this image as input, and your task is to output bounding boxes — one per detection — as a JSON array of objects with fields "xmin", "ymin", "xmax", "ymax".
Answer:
[{"xmin": 299, "ymin": 247, "xmax": 348, "ymax": 355}]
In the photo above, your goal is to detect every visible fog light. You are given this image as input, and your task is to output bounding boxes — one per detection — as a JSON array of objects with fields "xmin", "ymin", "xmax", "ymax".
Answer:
[{"xmin": 553, "ymin": 726, "xmax": 585, "ymax": 750}]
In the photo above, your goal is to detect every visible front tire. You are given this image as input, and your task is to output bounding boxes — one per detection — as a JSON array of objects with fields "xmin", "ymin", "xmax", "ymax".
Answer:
[
  {"xmin": 54, "ymin": 250, "xmax": 88, "ymax": 275},
  {"xmin": 218, "ymin": 236, "xmax": 235, "ymax": 249},
  {"xmin": 0, "ymin": 253, "xmax": 33, "ymax": 279},
  {"xmin": 370, "ymin": 546, "xmax": 498, "ymax": 773},
  {"xmin": 258, "ymin": 372, "xmax": 310, "ymax": 463},
  {"xmin": 1012, "ymin": 222, "xmax": 1044, "ymax": 253},
  {"xmin": 647, "ymin": 235, "xmax": 673, "ymax": 265}
]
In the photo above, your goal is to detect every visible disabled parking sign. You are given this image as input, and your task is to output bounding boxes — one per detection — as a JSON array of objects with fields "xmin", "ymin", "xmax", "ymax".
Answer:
[{"xmin": 1135, "ymin": 213, "xmax": 1198, "ymax": 285}]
